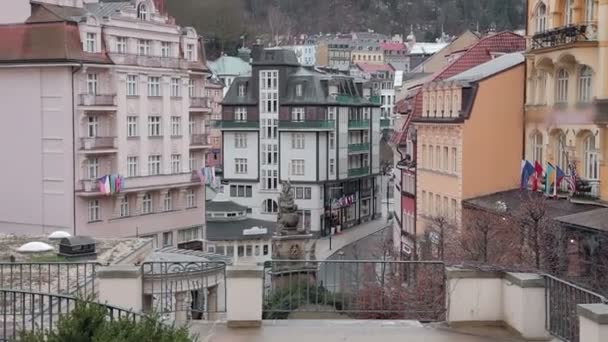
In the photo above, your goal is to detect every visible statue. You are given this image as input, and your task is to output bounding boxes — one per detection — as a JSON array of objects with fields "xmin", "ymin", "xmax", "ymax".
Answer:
[{"xmin": 277, "ymin": 181, "xmax": 305, "ymax": 235}]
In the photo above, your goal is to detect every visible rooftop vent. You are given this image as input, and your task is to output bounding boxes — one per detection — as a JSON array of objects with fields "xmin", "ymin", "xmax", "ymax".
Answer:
[
  {"xmin": 48, "ymin": 231, "xmax": 71, "ymax": 240},
  {"xmin": 58, "ymin": 236, "xmax": 96, "ymax": 258},
  {"xmin": 17, "ymin": 242, "xmax": 54, "ymax": 253}
]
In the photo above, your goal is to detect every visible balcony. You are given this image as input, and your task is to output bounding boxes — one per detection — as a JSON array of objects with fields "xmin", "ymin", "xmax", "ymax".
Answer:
[
  {"xmin": 78, "ymin": 94, "xmax": 117, "ymax": 109},
  {"xmin": 108, "ymin": 53, "xmax": 189, "ymax": 69},
  {"xmin": 217, "ymin": 121, "xmax": 259, "ymax": 131},
  {"xmin": 348, "ymin": 143, "xmax": 370, "ymax": 153},
  {"xmin": 370, "ymin": 95, "xmax": 381, "ymax": 105},
  {"xmin": 531, "ymin": 24, "xmax": 595, "ymax": 51},
  {"xmin": 190, "ymin": 97, "xmax": 211, "ymax": 112},
  {"xmin": 348, "ymin": 166, "xmax": 370, "ymax": 178},
  {"xmin": 190, "ymin": 134, "xmax": 211, "ymax": 149},
  {"xmin": 278, "ymin": 120, "xmax": 335, "ymax": 131},
  {"xmin": 380, "ymin": 118, "xmax": 392, "ymax": 129},
  {"xmin": 572, "ymin": 179, "xmax": 601, "ymax": 202},
  {"xmin": 348, "ymin": 120, "xmax": 370, "ymax": 130},
  {"xmin": 80, "ymin": 137, "xmax": 117, "ymax": 154},
  {"xmin": 78, "ymin": 172, "xmax": 197, "ymax": 196}
]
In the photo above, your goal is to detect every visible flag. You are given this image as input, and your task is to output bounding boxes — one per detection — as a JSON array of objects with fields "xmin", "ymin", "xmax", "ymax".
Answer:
[
  {"xmin": 556, "ymin": 166, "xmax": 565, "ymax": 187},
  {"xmin": 545, "ymin": 163, "xmax": 555, "ymax": 195},
  {"xmin": 196, "ymin": 169, "xmax": 205, "ymax": 185},
  {"xmin": 532, "ymin": 161, "xmax": 543, "ymax": 192},
  {"xmin": 520, "ymin": 160, "xmax": 535, "ymax": 189},
  {"xmin": 566, "ymin": 162, "xmax": 577, "ymax": 192}
]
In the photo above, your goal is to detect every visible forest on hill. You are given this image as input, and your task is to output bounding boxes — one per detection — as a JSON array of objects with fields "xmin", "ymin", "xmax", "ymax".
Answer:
[{"xmin": 166, "ymin": 0, "xmax": 526, "ymax": 58}]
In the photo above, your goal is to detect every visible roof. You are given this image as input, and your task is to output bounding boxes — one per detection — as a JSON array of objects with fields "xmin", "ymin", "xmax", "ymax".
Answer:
[
  {"xmin": 253, "ymin": 49, "xmax": 300, "ymax": 67},
  {"xmin": 147, "ymin": 246, "xmax": 232, "ymax": 264},
  {"xmin": 447, "ymin": 52, "xmax": 524, "ymax": 83},
  {"xmin": 207, "ymin": 218, "xmax": 276, "ymax": 241},
  {"xmin": 356, "ymin": 62, "xmax": 395, "ymax": 74},
  {"xmin": 409, "ymin": 42, "xmax": 449, "ymax": 55},
  {"xmin": 0, "ymin": 21, "xmax": 111, "ymax": 64},
  {"xmin": 381, "ymin": 42, "xmax": 407, "ymax": 51},
  {"xmin": 208, "ymin": 55, "xmax": 251, "ymax": 76},
  {"xmin": 27, "ymin": 2, "xmax": 88, "ymax": 23},
  {"xmin": 206, "ymin": 200, "xmax": 247, "ymax": 213},
  {"xmin": 85, "ymin": 1, "xmax": 132, "ymax": 19},
  {"xmin": 556, "ymin": 208, "xmax": 608, "ymax": 232}
]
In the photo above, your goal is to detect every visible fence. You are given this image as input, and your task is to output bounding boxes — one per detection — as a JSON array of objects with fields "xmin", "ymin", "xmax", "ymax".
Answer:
[
  {"xmin": 545, "ymin": 274, "xmax": 608, "ymax": 342},
  {"xmin": 0, "ymin": 263, "xmax": 99, "ymax": 297},
  {"xmin": 141, "ymin": 261, "xmax": 227, "ymax": 320},
  {"xmin": 0, "ymin": 289, "xmax": 137, "ymax": 341},
  {"xmin": 263, "ymin": 260, "xmax": 446, "ymax": 320}
]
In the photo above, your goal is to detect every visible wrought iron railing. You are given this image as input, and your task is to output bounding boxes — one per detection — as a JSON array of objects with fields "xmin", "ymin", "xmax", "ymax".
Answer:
[
  {"xmin": 141, "ymin": 261, "xmax": 227, "ymax": 321},
  {"xmin": 262, "ymin": 260, "xmax": 446, "ymax": 320},
  {"xmin": 0, "ymin": 263, "xmax": 99, "ymax": 297},
  {"xmin": 545, "ymin": 274, "xmax": 608, "ymax": 342},
  {"xmin": 0, "ymin": 289, "xmax": 138, "ymax": 341},
  {"xmin": 531, "ymin": 25, "xmax": 591, "ymax": 50}
]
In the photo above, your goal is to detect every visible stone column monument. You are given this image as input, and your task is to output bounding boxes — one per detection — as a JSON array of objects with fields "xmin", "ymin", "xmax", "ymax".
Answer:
[{"xmin": 270, "ymin": 181, "xmax": 317, "ymax": 286}]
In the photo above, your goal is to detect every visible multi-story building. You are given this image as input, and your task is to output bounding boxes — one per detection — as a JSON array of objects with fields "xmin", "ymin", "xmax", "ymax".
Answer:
[
  {"xmin": 328, "ymin": 38, "xmax": 353, "ymax": 71},
  {"xmin": 206, "ymin": 78, "xmax": 224, "ymax": 170},
  {"xmin": 351, "ymin": 42, "xmax": 384, "ymax": 65},
  {"xmin": 219, "ymin": 47, "xmax": 382, "ymax": 235},
  {"xmin": 382, "ymin": 41, "xmax": 409, "ymax": 72},
  {"xmin": 281, "ymin": 44, "xmax": 317, "ymax": 66},
  {"xmin": 0, "ymin": 0, "xmax": 212, "ymax": 246},
  {"xmin": 208, "ymin": 54, "xmax": 252, "ymax": 96},
  {"xmin": 352, "ymin": 63, "xmax": 396, "ymax": 123},
  {"xmin": 525, "ymin": 0, "xmax": 606, "ymax": 199}
]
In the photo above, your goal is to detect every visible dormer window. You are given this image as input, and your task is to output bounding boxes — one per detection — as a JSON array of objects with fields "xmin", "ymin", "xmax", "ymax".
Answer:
[
  {"xmin": 292, "ymin": 108, "xmax": 305, "ymax": 122},
  {"xmin": 186, "ymin": 44, "xmax": 195, "ymax": 61},
  {"xmin": 238, "ymin": 84, "xmax": 246, "ymax": 97},
  {"xmin": 85, "ymin": 32, "xmax": 96, "ymax": 53},
  {"xmin": 295, "ymin": 84, "xmax": 303, "ymax": 97},
  {"xmin": 137, "ymin": 3, "xmax": 148, "ymax": 20}
]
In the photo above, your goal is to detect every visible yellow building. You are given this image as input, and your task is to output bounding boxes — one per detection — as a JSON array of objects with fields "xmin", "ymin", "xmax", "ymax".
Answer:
[
  {"xmin": 525, "ymin": 0, "xmax": 607, "ymax": 199},
  {"xmin": 351, "ymin": 44, "xmax": 384, "ymax": 64},
  {"xmin": 414, "ymin": 54, "xmax": 525, "ymax": 234}
]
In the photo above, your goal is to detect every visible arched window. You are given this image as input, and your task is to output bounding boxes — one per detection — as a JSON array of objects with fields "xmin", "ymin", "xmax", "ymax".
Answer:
[
  {"xmin": 556, "ymin": 69, "xmax": 569, "ymax": 104},
  {"xmin": 536, "ymin": 3, "xmax": 547, "ymax": 33},
  {"xmin": 578, "ymin": 66, "xmax": 593, "ymax": 103},
  {"xmin": 555, "ymin": 132, "xmax": 568, "ymax": 170},
  {"xmin": 262, "ymin": 199, "xmax": 278, "ymax": 214},
  {"xmin": 565, "ymin": 0, "xmax": 574, "ymax": 25},
  {"xmin": 586, "ymin": 0, "xmax": 596, "ymax": 22},
  {"xmin": 584, "ymin": 134, "xmax": 599, "ymax": 179},
  {"xmin": 531, "ymin": 131, "xmax": 544, "ymax": 164},
  {"xmin": 137, "ymin": 2, "xmax": 148, "ymax": 20}
]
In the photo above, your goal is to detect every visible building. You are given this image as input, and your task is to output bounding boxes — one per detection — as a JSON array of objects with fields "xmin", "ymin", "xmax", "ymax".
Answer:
[
  {"xmin": 351, "ymin": 42, "xmax": 384, "ymax": 65},
  {"xmin": 327, "ymin": 38, "xmax": 353, "ymax": 71},
  {"xmin": 405, "ymin": 31, "xmax": 450, "ymax": 72},
  {"xmin": 414, "ymin": 53, "xmax": 525, "ymax": 242},
  {"xmin": 281, "ymin": 44, "xmax": 317, "ymax": 66},
  {"xmin": 352, "ymin": 63, "xmax": 396, "ymax": 122},
  {"xmin": 219, "ymin": 46, "xmax": 383, "ymax": 236},
  {"xmin": 382, "ymin": 41, "xmax": 409, "ymax": 72},
  {"xmin": 208, "ymin": 54, "xmax": 252, "ymax": 96},
  {"xmin": 0, "ymin": 0, "xmax": 213, "ymax": 246},
  {"xmin": 206, "ymin": 78, "xmax": 224, "ymax": 170},
  {"xmin": 410, "ymin": 30, "xmax": 480, "ymax": 75},
  {"xmin": 525, "ymin": 0, "xmax": 606, "ymax": 200},
  {"xmin": 205, "ymin": 197, "xmax": 274, "ymax": 264}
]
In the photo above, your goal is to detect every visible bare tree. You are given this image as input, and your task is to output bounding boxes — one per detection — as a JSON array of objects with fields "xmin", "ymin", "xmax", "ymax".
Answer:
[{"xmin": 266, "ymin": 5, "xmax": 293, "ymax": 46}]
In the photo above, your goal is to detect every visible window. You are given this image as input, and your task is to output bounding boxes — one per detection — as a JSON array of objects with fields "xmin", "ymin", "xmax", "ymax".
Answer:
[
  {"xmin": 178, "ymin": 227, "xmax": 199, "ymax": 243},
  {"xmin": 189, "ymin": 117, "xmax": 195, "ymax": 136},
  {"xmin": 421, "ymin": 144, "xmax": 427, "ymax": 168},
  {"xmin": 230, "ymin": 185, "xmax": 253, "ymax": 198},
  {"xmin": 238, "ymin": 84, "xmax": 246, "ymax": 97},
  {"xmin": 531, "ymin": 131, "xmax": 543, "ymax": 164},
  {"xmin": 578, "ymin": 66, "xmax": 593, "ymax": 103},
  {"xmin": 87, "ymin": 74, "xmax": 97, "ymax": 95},
  {"xmin": 148, "ymin": 155, "xmax": 161, "ymax": 175},
  {"xmin": 235, "ymin": 107, "xmax": 247, "ymax": 121},
  {"xmin": 88, "ymin": 200, "xmax": 100, "ymax": 222},
  {"xmin": 127, "ymin": 75, "xmax": 138, "ymax": 96},
  {"xmin": 161, "ymin": 42, "xmax": 171, "ymax": 57},
  {"xmin": 451, "ymin": 147, "xmax": 457, "ymax": 173},
  {"xmin": 555, "ymin": 132, "xmax": 568, "ymax": 170},
  {"xmin": 292, "ymin": 133, "xmax": 305, "ymax": 149},
  {"xmin": 168, "ymin": 116, "xmax": 180, "ymax": 137},
  {"xmin": 163, "ymin": 191, "xmax": 172, "ymax": 211},
  {"xmin": 186, "ymin": 44, "xmax": 195, "ymax": 61},
  {"xmin": 186, "ymin": 189, "xmax": 196, "ymax": 208},
  {"xmin": 162, "ymin": 232, "xmax": 173, "ymax": 247},
  {"xmin": 142, "ymin": 193, "xmax": 152, "ymax": 214},
  {"xmin": 536, "ymin": 3, "xmax": 547, "ymax": 33},
  {"xmin": 127, "ymin": 156, "xmax": 138, "ymax": 177},
  {"xmin": 235, "ymin": 133, "xmax": 247, "ymax": 148},
  {"xmin": 329, "ymin": 159, "xmax": 335, "ymax": 175},
  {"xmin": 125, "ymin": 117, "xmax": 138, "ymax": 138},
  {"xmin": 148, "ymin": 76, "xmax": 160, "ymax": 97},
  {"xmin": 116, "ymin": 37, "xmax": 127, "ymax": 53},
  {"xmin": 87, "ymin": 116, "xmax": 98, "ymax": 137},
  {"xmin": 171, "ymin": 154, "xmax": 181, "ymax": 174},
  {"xmin": 586, "ymin": 0, "xmax": 596, "ymax": 22},
  {"xmin": 537, "ymin": 72, "xmax": 547, "ymax": 104},
  {"xmin": 148, "ymin": 116, "xmax": 161, "ymax": 137},
  {"xmin": 137, "ymin": 3, "xmax": 148, "ymax": 20},
  {"xmin": 292, "ymin": 107, "xmax": 305, "ymax": 122},
  {"xmin": 235, "ymin": 158, "xmax": 247, "ymax": 174},
  {"xmin": 263, "ymin": 199, "xmax": 278, "ymax": 214},
  {"xmin": 556, "ymin": 69, "xmax": 569, "ymax": 104},
  {"xmin": 421, "ymin": 191, "xmax": 427, "ymax": 214},
  {"xmin": 294, "ymin": 186, "xmax": 312, "ymax": 200},
  {"xmin": 296, "ymin": 84, "xmax": 303, "ymax": 97},
  {"xmin": 435, "ymin": 146, "xmax": 441, "ymax": 170},
  {"xmin": 291, "ymin": 159, "xmax": 305, "ymax": 176},
  {"xmin": 138, "ymin": 39, "xmax": 151, "ymax": 56},
  {"xmin": 120, "ymin": 196, "xmax": 129, "ymax": 217},
  {"xmin": 329, "ymin": 133, "xmax": 335, "ymax": 149},
  {"xmin": 565, "ymin": 0, "xmax": 574, "ymax": 25},
  {"xmin": 443, "ymin": 146, "xmax": 449, "ymax": 172},
  {"xmin": 297, "ymin": 210, "xmax": 312, "ymax": 231},
  {"xmin": 85, "ymin": 32, "xmax": 96, "ymax": 53},
  {"xmin": 87, "ymin": 158, "xmax": 99, "ymax": 179},
  {"xmin": 188, "ymin": 79, "xmax": 195, "ymax": 97},
  {"xmin": 451, "ymin": 199, "xmax": 458, "ymax": 220},
  {"xmin": 584, "ymin": 134, "xmax": 599, "ymax": 180},
  {"xmin": 170, "ymin": 78, "xmax": 181, "ymax": 97},
  {"xmin": 428, "ymin": 145, "xmax": 434, "ymax": 169}
]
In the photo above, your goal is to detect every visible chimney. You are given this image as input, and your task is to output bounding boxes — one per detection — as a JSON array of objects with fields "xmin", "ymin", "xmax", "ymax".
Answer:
[{"xmin": 251, "ymin": 43, "xmax": 263, "ymax": 63}]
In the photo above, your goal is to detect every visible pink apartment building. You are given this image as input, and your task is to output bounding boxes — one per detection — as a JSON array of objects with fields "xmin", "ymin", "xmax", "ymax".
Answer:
[
  {"xmin": 206, "ymin": 79, "xmax": 223, "ymax": 171},
  {"xmin": 0, "ymin": 0, "xmax": 213, "ymax": 248}
]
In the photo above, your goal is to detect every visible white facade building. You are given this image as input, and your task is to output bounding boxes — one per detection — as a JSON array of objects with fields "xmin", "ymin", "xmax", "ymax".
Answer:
[{"xmin": 281, "ymin": 44, "xmax": 317, "ymax": 66}]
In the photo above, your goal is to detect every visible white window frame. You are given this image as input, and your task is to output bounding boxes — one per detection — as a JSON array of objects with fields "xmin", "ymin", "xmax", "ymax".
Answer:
[
  {"xmin": 263, "ymin": 199, "xmax": 278, "ymax": 214},
  {"xmin": 186, "ymin": 189, "xmax": 196, "ymax": 208},
  {"xmin": 586, "ymin": 0, "xmax": 596, "ymax": 22},
  {"xmin": 238, "ymin": 84, "xmax": 246, "ymax": 97},
  {"xmin": 161, "ymin": 42, "xmax": 171, "ymax": 57},
  {"xmin": 127, "ymin": 116, "xmax": 138, "ymax": 137},
  {"xmin": 137, "ymin": 3, "xmax": 148, "ymax": 20},
  {"xmin": 148, "ymin": 76, "xmax": 161, "ymax": 97},
  {"xmin": 235, "ymin": 133, "xmax": 247, "ymax": 149},
  {"xmin": 556, "ymin": 69, "xmax": 569, "ymax": 104},
  {"xmin": 536, "ymin": 3, "xmax": 547, "ymax": 33},
  {"xmin": 142, "ymin": 193, "xmax": 152, "ymax": 214},
  {"xmin": 186, "ymin": 44, "xmax": 195, "ymax": 61},
  {"xmin": 87, "ymin": 73, "xmax": 98, "ymax": 95},
  {"xmin": 171, "ymin": 116, "xmax": 181, "ymax": 136},
  {"xmin": 565, "ymin": 0, "xmax": 574, "ymax": 25},
  {"xmin": 148, "ymin": 116, "xmax": 161, "ymax": 137},
  {"xmin": 126, "ymin": 75, "xmax": 138, "ymax": 96},
  {"xmin": 235, "ymin": 107, "xmax": 247, "ymax": 121},
  {"xmin": 88, "ymin": 200, "xmax": 100, "ymax": 222},
  {"xmin": 578, "ymin": 66, "xmax": 593, "ymax": 103},
  {"xmin": 85, "ymin": 32, "xmax": 96, "ymax": 53},
  {"xmin": 235, "ymin": 158, "xmax": 247, "ymax": 174},
  {"xmin": 189, "ymin": 152, "xmax": 196, "ymax": 172},
  {"xmin": 148, "ymin": 155, "xmax": 161, "ymax": 175},
  {"xmin": 584, "ymin": 134, "xmax": 599, "ymax": 180},
  {"xmin": 532, "ymin": 132, "xmax": 543, "ymax": 164},
  {"xmin": 116, "ymin": 36, "xmax": 127, "ymax": 53},
  {"xmin": 292, "ymin": 107, "xmax": 305, "ymax": 122},
  {"xmin": 138, "ymin": 39, "xmax": 151, "ymax": 56},
  {"xmin": 291, "ymin": 159, "xmax": 305, "ymax": 176},
  {"xmin": 162, "ymin": 232, "xmax": 173, "ymax": 247},
  {"xmin": 127, "ymin": 156, "xmax": 138, "ymax": 177},
  {"xmin": 295, "ymin": 84, "xmax": 303, "ymax": 97},
  {"xmin": 163, "ymin": 192, "xmax": 173, "ymax": 211},
  {"xmin": 170, "ymin": 78, "xmax": 181, "ymax": 97},
  {"xmin": 171, "ymin": 154, "xmax": 181, "ymax": 174},
  {"xmin": 119, "ymin": 196, "xmax": 130, "ymax": 217},
  {"xmin": 188, "ymin": 79, "xmax": 195, "ymax": 97},
  {"xmin": 87, "ymin": 116, "xmax": 98, "ymax": 137},
  {"xmin": 292, "ymin": 133, "xmax": 305, "ymax": 149},
  {"xmin": 87, "ymin": 158, "xmax": 99, "ymax": 179}
]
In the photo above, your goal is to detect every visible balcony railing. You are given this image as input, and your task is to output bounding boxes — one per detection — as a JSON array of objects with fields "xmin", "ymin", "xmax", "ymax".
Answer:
[
  {"xmin": 278, "ymin": 120, "xmax": 335, "ymax": 130},
  {"xmin": 531, "ymin": 24, "xmax": 593, "ymax": 50},
  {"xmin": 348, "ymin": 167, "xmax": 370, "ymax": 178},
  {"xmin": 370, "ymin": 95, "xmax": 381, "ymax": 105},
  {"xmin": 217, "ymin": 121, "xmax": 259, "ymax": 130},
  {"xmin": 190, "ymin": 134, "xmax": 210, "ymax": 146},
  {"xmin": 190, "ymin": 97, "xmax": 211, "ymax": 109},
  {"xmin": 573, "ymin": 179, "xmax": 600, "ymax": 200},
  {"xmin": 79, "ymin": 172, "xmax": 196, "ymax": 194},
  {"xmin": 348, "ymin": 143, "xmax": 370, "ymax": 153},
  {"xmin": 79, "ymin": 94, "xmax": 116, "ymax": 107},
  {"xmin": 81, "ymin": 137, "xmax": 116, "ymax": 151},
  {"xmin": 348, "ymin": 120, "xmax": 370, "ymax": 129},
  {"xmin": 108, "ymin": 52, "xmax": 189, "ymax": 69},
  {"xmin": 381, "ymin": 118, "xmax": 392, "ymax": 129}
]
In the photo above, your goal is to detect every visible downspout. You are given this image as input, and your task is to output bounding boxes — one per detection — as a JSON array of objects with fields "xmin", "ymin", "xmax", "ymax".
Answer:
[
  {"xmin": 72, "ymin": 63, "xmax": 83, "ymax": 235},
  {"xmin": 523, "ymin": 0, "xmax": 529, "ymax": 160}
]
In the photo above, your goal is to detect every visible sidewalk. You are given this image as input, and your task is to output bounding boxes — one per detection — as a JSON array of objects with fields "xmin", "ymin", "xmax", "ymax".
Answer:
[{"xmin": 315, "ymin": 218, "xmax": 392, "ymax": 261}]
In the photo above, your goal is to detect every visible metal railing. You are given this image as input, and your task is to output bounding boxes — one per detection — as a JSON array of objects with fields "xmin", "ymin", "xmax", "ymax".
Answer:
[
  {"xmin": 348, "ymin": 120, "xmax": 370, "ymax": 129},
  {"xmin": 380, "ymin": 118, "xmax": 391, "ymax": 128},
  {"xmin": 217, "ymin": 121, "xmax": 259, "ymax": 130},
  {"xmin": 0, "ymin": 263, "xmax": 99, "ymax": 297},
  {"xmin": 348, "ymin": 143, "xmax": 370, "ymax": 153},
  {"xmin": 78, "ymin": 94, "xmax": 116, "ymax": 107},
  {"xmin": 263, "ymin": 260, "xmax": 446, "ymax": 320},
  {"xmin": 531, "ymin": 24, "xmax": 592, "ymax": 50},
  {"xmin": 0, "ymin": 289, "xmax": 138, "ymax": 341},
  {"xmin": 80, "ymin": 137, "xmax": 116, "ymax": 150},
  {"xmin": 190, "ymin": 97, "xmax": 211, "ymax": 109},
  {"xmin": 141, "ymin": 261, "xmax": 227, "ymax": 321},
  {"xmin": 545, "ymin": 274, "xmax": 608, "ymax": 342},
  {"xmin": 348, "ymin": 167, "xmax": 370, "ymax": 178},
  {"xmin": 278, "ymin": 120, "xmax": 335, "ymax": 130},
  {"xmin": 190, "ymin": 134, "xmax": 210, "ymax": 146}
]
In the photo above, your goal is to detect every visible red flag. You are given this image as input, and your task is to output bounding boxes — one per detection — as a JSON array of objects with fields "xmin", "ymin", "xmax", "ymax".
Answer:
[{"xmin": 533, "ymin": 161, "xmax": 543, "ymax": 191}]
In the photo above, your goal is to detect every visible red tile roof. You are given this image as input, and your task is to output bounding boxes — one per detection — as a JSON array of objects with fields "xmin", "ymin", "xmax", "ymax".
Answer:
[
  {"xmin": 392, "ymin": 31, "xmax": 525, "ymax": 145},
  {"xmin": 0, "ymin": 21, "xmax": 111, "ymax": 64},
  {"xmin": 381, "ymin": 42, "xmax": 407, "ymax": 52},
  {"xmin": 356, "ymin": 62, "xmax": 395, "ymax": 74}
]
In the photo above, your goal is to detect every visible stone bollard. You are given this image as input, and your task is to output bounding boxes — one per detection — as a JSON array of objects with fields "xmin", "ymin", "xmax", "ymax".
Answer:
[
  {"xmin": 578, "ymin": 303, "xmax": 608, "ymax": 342},
  {"xmin": 502, "ymin": 273, "xmax": 550, "ymax": 340},
  {"xmin": 226, "ymin": 265, "xmax": 264, "ymax": 328},
  {"xmin": 96, "ymin": 265, "xmax": 143, "ymax": 313}
]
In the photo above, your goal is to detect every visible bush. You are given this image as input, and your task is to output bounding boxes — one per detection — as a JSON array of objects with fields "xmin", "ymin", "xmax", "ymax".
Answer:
[
  {"xmin": 263, "ymin": 282, "xmax": 343, "ymax": 319},
  {"xmin": 20, "ymin": 300, "xmax": 193, "ymax": 342}
]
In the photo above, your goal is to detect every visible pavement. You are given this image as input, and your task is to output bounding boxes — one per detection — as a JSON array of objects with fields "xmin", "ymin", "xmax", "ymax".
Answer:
[
  {"xmin": 190, "ymin": 320, "xmax": 529, "ymax": 342},
  {"xmin": 315, "ymin": 218, "xmax": 392, "ymax": 261}
]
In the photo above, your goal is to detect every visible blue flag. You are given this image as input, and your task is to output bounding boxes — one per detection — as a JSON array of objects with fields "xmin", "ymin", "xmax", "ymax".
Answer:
[{"xmin": 520, "ymin": 160, "xmax": 535, "ymax": 189}]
